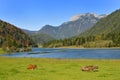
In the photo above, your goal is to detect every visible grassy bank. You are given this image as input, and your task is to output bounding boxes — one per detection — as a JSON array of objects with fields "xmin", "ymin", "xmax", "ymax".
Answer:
[
  {"xmin": 0, "ymin": 48, "xmax": 6, "ymax": 54},
  {"xmin": 55, "ymin": 45, "xmax": 120, "ymax": 49},
  {"xmin": 0, "ymin": 57, "xmax": 120, "ymax": 80}
]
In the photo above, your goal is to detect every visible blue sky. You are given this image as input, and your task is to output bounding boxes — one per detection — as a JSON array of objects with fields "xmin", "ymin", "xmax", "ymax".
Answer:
[{"xmin": 0, "ymin": 0, "xmax": 120, "ymax": 31}]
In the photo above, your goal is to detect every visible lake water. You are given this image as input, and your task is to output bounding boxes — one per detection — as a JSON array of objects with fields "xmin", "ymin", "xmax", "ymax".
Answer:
[{"xmin": 1, "ymin": 48, "xmax": 120, "ymax": 59}]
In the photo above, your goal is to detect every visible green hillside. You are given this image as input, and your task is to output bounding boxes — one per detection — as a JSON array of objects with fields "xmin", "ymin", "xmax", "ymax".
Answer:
[
  {"xmin": 82, "ymin": 9, "xmax": 120, "ymax": 36},
  {"xmin": 30, "ymin": 33, "xmax": 55, "ymax": 45},
  {"xmin": 0, "ymin": 20, "xmax": 36, "ymax": 53}
]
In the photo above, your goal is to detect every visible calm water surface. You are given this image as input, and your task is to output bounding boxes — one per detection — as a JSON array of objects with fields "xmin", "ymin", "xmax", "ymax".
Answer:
[{"xmin": 1, "ymin": 48, "xmax": 120, "ymax": 59}]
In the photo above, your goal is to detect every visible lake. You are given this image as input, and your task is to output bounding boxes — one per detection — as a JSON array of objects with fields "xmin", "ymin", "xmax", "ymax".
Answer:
[{"xmin": 1, "ymin": 48, "xmax": 120, "ymax": 59}]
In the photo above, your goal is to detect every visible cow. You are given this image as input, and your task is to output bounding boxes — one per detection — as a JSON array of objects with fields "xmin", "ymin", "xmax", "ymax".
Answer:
[
  {"xmin": 27, "ymin": 64, "xmax": 37, "ymax": 70},
  {"xmin": 81, "ymin": 65, "xmax": 98, "ymax": 72}
]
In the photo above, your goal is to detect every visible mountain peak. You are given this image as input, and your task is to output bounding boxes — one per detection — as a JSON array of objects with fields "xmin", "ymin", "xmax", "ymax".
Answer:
[{"xmin": 70, "ymin": 13, "xmax": 107, "ymax": 21}]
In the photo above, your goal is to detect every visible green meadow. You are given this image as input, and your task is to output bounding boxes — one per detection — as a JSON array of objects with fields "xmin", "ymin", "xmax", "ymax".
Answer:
[{"xmin": 0, "ymin": 57, "xmax": 120, "ymax": 80}]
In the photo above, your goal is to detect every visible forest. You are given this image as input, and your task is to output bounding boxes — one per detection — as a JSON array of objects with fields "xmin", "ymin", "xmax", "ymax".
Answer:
[{"xmin": 0, "ymin": 20, "xmax": 36, "ymax": 53}]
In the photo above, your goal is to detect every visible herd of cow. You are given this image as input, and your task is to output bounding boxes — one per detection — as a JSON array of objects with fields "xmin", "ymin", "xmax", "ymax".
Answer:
[{"xmin": 27, "ymin": 64, "xmax": 99, "ymax": 72}]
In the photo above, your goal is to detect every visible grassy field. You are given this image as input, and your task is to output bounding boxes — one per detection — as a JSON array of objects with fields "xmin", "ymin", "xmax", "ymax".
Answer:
[{"xmin": 0, "ymin": 57, "xmax": 120, "ymax": 80}]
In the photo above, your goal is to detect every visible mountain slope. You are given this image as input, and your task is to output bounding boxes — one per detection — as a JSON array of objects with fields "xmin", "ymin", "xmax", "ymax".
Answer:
[
  {"xmin": 30, "ymin": 33, "xmax": 55, "ymax": 44},
  {"xmin": 23, "ymin": 29, "xmax": 55, "ymax": 44},
  {"xmin": 39, "ymin": 13, "xmax": 106, "ymax": 39},
  {"xmin": 81, "ymin": 9, "xmax": 120, "ymax": 36},
  {"xmin": 0, "ymin": 20, "xmax": 36, "ymax": 52},
  {"xmin": 39, "ymin": 25, "xmax": 58, "ymax": 38}
]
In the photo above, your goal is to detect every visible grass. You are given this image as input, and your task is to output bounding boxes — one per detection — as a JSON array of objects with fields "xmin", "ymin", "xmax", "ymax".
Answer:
[
  {"xmin": 0, "ymin": 57, "xmax": 120, "ymax": 80},
  {"xmin": 0, "ymin": 48, "xmax": 6, "ymax": 54}
]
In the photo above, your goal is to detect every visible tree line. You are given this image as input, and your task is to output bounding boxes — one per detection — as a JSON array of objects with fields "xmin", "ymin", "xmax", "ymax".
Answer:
[{"xmin": 43, "ymin": 32, "xmax": 120, "ymax": 48}]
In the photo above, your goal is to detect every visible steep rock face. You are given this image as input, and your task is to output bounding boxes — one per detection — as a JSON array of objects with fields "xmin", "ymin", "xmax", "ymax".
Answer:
[
  {"xmin": 39, "ymin": 13, "xmax": 106, "ymax": 39},
  {"xmin": 81, "ymin": 9, "xmax": 120, "ymax": 36},
  {"xmin": 0, "ymin": 20, "xmax": 35, "ymax": 48}
]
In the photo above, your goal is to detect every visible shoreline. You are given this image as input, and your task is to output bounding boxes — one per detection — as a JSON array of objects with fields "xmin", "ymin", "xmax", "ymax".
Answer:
[
  {"xmin": 0, "ymin": 56, "xmax": 120, "ymax": 60},
  {"xmin": 1, "ymin": 47, "xmax": 120, "ymax": 54},
  {"xmin": 48, "ymin": 46, "xmax": 120, "ymax": 49}
]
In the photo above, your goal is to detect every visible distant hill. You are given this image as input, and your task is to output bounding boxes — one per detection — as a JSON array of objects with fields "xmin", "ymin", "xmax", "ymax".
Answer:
[
  {"xmin": 30, "ymin": 33, "xmax": 55, "ymax": 44},
  {"xmin": 22, "ymin": 29, "xmax": 37, "ymax": 35},
  {"xmin": 38, "ymin": 25, "xmax": 58, "ymax": 38},
  {"xmin": 39, "ymin": 13, "xmax": 106, "ymax": 39},
  {"xmin": 81, "ymin": 9, "xmax": 120, "ymax": 36},
  {"xmin": 0, "ymin": 20, "xmax": 36, "ymax": 52},
  {"xmin": 23, "ymin": 29, "xmax": 55, "ymax": 44}
]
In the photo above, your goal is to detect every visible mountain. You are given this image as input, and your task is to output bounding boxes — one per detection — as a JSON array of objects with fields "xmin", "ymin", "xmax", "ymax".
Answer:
[
  {"xmin": 39, "ymin": 25, "xmax": 58, "ymax": 38},
  {"xmin": 81, "ymin": 9, "xmax": 120, "ymax": 36},
  {"xmin": 39, "ymin": 13, "xmax": 107, "ymax": 39},
  {"xmin": 0, "ymin": 20, "xmax": 36, "ymax": 52},
  {"xmin": 43, "ymin": 9, "xmax": 120, "ymax": 48}
]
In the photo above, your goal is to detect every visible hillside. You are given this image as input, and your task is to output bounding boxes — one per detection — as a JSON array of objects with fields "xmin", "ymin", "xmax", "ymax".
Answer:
[
  {"xmin": 82, "ymin": 9, "xmax": 120, "ymax": 36},
  {"xmin": 39, "ymin": 13, "xmax": 106, "ymax": 39},
  {"xmin": 30, "ymin": 33, "xmax": 55, "ymax": 45},
  {"xmin": 0, "ymin": 20, "xmax": 36, "ymax": 52}
]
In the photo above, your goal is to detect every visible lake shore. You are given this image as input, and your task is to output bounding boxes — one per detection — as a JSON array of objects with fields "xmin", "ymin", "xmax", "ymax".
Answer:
[
  {"xmin": 0, "ymin": 57, "xmax": 120, "ymax": 80},
  {"xmin": 1, "ymin": 47, "xmax": 120, "ymax": 54},
  {"xmin": 0, "ymin": 47, "xmax": 32, "ymax": 54},
  {"xmin": 55, "ymin": 46, "xmax": 120, "ymax": 49}
]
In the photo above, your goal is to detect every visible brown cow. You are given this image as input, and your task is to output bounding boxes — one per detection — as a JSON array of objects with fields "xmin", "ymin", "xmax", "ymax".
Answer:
[
  {"xmin": 27, "ymin": 64, "xmax": 37, "ymax": 70},
  {"xmin": 81, "ymin": 65, "xmax": 98, "ymax": 72}
]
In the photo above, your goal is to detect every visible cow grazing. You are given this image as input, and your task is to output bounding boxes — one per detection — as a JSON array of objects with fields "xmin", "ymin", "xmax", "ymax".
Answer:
[
  {"xmin": 81, "ymin": 65, "xmax": 98, "ymax": 72},
  {"xmin": 27, "ymin": 64, "xmax": 37, "ymax": 70}
]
